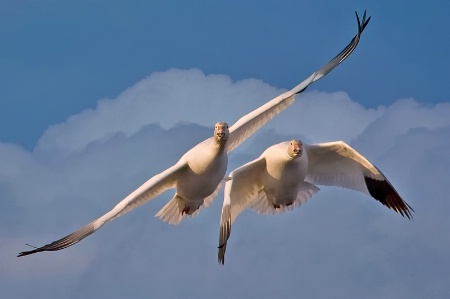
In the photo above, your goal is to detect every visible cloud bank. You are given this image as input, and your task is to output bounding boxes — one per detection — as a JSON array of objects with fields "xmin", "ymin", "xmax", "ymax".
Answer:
[{"xmin": 1, "ymin": 69, "xmax": 449, "ymax": 298}]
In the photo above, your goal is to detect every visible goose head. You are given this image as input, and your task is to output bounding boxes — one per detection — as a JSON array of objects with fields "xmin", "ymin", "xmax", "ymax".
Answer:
[
  {"xmin": 214, "ymin": 122, "xmax": 229, "ymax": 146},
  {"xmin": 288, "ymin": 140, "xmax": 303, "ymax": 158}
]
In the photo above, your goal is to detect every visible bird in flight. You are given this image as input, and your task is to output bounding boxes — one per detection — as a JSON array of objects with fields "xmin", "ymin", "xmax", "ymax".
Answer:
[
  {"xmin": 18, "ymin": 11, "xmax": 371, "ymax": 257},
  {"xmin": 218, "ymin": 139, "xmax": 413, "ymax": 264}
]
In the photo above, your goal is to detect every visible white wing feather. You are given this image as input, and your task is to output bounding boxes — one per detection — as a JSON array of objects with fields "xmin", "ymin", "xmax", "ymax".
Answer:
[
  {"xmin": 18, "ymin": 160, "xmax": 187, "ymax": 256},
  {"xmin": 218, "ymin": 156, "xmax": 266, "ymax": 264},
  {"xmin": 304, "ymin": 141, "xmax": 414, "ymax": 219},
  {"xmin": 226, "ymin": 11, "xmax": 371, "ymax": 153},
  {"xmin": 304, "ymin": 141, "xmax": 382, "ymax": 195}
]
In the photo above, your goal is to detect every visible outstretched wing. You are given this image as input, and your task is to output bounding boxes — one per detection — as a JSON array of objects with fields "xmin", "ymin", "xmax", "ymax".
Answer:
[
  {"xmin": 305, "ymin": 141, "xmax": 413, "ymax": 219},
  {"xmin": 226, "ymin": 11, "xmax": 371, "ymax": 153},
  {"xmin": 18, "ymin": 160, "xmax": 188, "ymax": 257},
  {"xmin": 218, "ymin": 156, "xmax": 266, "ymax": 264}
]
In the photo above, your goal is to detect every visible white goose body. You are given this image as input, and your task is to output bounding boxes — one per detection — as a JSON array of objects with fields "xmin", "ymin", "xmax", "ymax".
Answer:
[
  {"xmin": 218, "ymin": 140, "xmax": 413, "ymax": 264},
  {"xmin": 260, "ymin": 142, "xmax": 310, "ymax": 208},
  {"xmin": 174, "ymin": 139, "xmax": 228, "ymax": 212},
  {"xmin": 18, "ymin": 11, "xmax": 370, "ymax": 257}
]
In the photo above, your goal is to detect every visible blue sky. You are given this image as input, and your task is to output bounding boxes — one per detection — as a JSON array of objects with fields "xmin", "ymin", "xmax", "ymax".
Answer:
[
  {"xmin": 1, "ymin": 1, "xmax": 450, "ymax": 298},
  {"xmin": 2, "ymin": 0, "xmax": 449, "ymax": 149}
]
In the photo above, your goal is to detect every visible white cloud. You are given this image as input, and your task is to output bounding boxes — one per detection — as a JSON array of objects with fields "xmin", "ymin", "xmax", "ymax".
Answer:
[
  {"xmin": 353, "ymin": 98, "xmax": 450, "ymax": 158},
  {"xmin": 267, "ymin": 90, "xmax": 385, "ymax": 143},
  {"xmin": 35, "ymin": 68, "xmax": 282, "ymax": 156},
  {"xmin": 1, "ymin": 69, "xmax": 449, "ymax": 298}
]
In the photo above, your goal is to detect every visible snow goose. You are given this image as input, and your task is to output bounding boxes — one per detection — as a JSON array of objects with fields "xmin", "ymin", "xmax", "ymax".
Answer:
[
  {"xmin": 18, "ymin": 11, "xmax": 370, "ymax": 257},
  {"xmin": 218, "ymin": 140, "xmax": 413, "ymax": 264}
]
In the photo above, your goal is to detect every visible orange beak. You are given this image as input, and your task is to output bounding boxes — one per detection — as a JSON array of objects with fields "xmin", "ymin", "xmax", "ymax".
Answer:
[{"xmin": 292, "ymin": 143, "xmax": 301, "ymax": 155}]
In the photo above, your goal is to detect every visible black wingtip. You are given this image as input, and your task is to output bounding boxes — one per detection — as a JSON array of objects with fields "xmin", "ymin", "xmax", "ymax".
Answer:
[
  {"xmin": 17, "ymin": 248, "xmax": 44, "ymax": 257},
  {"xmin": 218, "ymin": 245, "xmax": 226, "ymax": 265},
  {"xmin": 364, "ymin": 176, "xmax": 414, "ymax": 220},
  {"xmin": 355, "ymin": 10, "xmax": 371, "ymax": 34},
  {"xmin": 218, "ymin": 206, "xmax": 232, "ymax": 265},
  {"xmin": 307, "ymin": 9, "xmax": 371, "ymax": 84},
  {"xmin": 17, "ymin": 222, "xmax": 96, "ymax": 257},
  {"xmin": 355, "ymin": 10, "xmax": 361, "ymax": 27}
]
